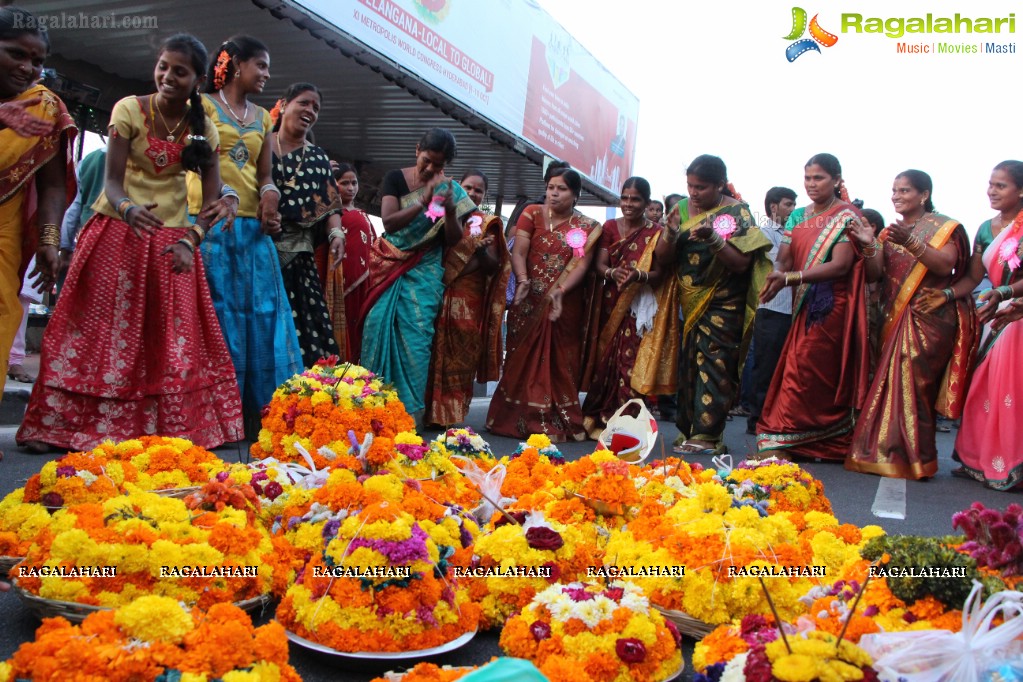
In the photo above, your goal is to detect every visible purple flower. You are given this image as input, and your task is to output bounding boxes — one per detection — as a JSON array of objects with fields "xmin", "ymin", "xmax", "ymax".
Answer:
[
  {"xmin": 525, "ymin": 526, "xmax": 564, "ymax": 551},
  {"xmin": 459, "ymin": 522, "xmax": 473, "ymax": 549},
  {"xmin": 346, "ymin": 522, "xmax": 430, "ymax": 564},
  {"xmin": 396, "ymin": 444, "xmax": 427, "ymax": 461},
  {"xmin": 494, "ymin": 511, "xmax": 527, "ymax": 528},
  {"xmin": 563, "ymin": 586, "xmax": 596, "ymax": 602},
  {"xmin": 530, "ymin": 621, "xmax": 551, "ymax": 641},
  {"xmin": 55, "ymin": 466, "xmax": 76, "ymax": 478},
  {"xmin": 615, "ymin": 638, "xmax": 647, "ymax": 663},
  {"xmin": 216, "ymin": 471, "xmax": 230, "ymax": 483},
  {"xmin": 42, "ymin": 492, "xmax": 63, "ymax": 508},
  {"xmin": 416, "ymin": 604, "xmax": 438, "ymax": 626},
  {"xmin": 864, "ymin": 605, "xmax": 880, "ymax": 617},
  {"xmin": 322, "ymin": 519, "xmax": 341, "ymax": 541}
]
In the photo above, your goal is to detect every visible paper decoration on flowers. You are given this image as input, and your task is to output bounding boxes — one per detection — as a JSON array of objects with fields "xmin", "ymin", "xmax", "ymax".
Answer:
[
  {"xmin": 467, "ymin": 215, "xmax": 483, "ymax": 237},
  {"xmin": 596, "ymin": 398, "xmax": 658, "ymax": 463},
  {"xmin": 712, "ymin": 213, "xmax": 738, "ymax": 240},
  {"xmin": 425, "ymin": 196, "xmax": 446, "ymax": 222},
  {"xmin": 565, "ymin": 227, "xmax": 587, "ymax": 258}
]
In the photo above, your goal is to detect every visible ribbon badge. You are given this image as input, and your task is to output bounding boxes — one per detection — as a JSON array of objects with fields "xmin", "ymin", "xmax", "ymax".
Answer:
[
  {"xmin": 468, "ymin": 215, "xmax": 483, "ymax": 237},
  {"xmin": 783, "ymin": 7, "xmax": 838, "ymax": 62},
  {"xmin": 565, "ymin": 227, "xmax": 587, "ymax": 258},
  {"xmin": 712, "ymin": 214, "xmax": 738, "ymax": 240}
]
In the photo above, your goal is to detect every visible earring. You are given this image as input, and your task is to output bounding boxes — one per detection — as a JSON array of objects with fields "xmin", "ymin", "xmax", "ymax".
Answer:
[{"xmin": 234, "ymin": 70, "xmax": 240, "ymax": 78}]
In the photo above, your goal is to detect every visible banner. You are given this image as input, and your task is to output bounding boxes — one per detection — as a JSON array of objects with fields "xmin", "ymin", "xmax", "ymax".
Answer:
[{"xmin": 291, "ymin": 0, "xmax": 640, "ymax": 194}]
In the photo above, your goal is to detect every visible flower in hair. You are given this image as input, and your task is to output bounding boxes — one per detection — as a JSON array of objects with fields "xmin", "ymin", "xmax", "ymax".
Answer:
[
  {"xmin": 213, "ymin": 49, "xmax": 231, "ymax": 90},
  {"xmin": 726, "ymin": 182, "xmax": 743, "ymax": 203},
  {"xmin": 837, "ymin": 179, "xmax": 851, "ymax": 203},
  {"xmin": 269, "ymin": 98, "xmax": 285, "ymax": 126}
]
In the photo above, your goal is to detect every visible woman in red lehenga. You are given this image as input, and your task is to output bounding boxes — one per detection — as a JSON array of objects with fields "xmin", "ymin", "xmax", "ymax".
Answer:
[
  {"xmin": 486, "ymin": 167, "xmax": 601, "ymax": 442},
  {"xmin": 846, "ymin": 170, "xmax": 976, "ymax": 479},
  {"xmin": 757, "ymin": 153, "xmax": 869, "ymax": 460},
  {"xmin": 317, "ymin": 161, "xmax": 375, "ymax": 361},
  {"xmin": 18, "ymin": 34, "xmax": 243, "ymax": 452},
  {"xmin": 581, "ymin": 176, "xmax": 672, "ymax": 438},
  {"xmin": 424, "ymin": 169, "xmax": 510, "ymax": 427}
]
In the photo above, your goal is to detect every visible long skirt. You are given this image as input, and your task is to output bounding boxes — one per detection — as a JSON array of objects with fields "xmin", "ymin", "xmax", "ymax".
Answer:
[
  {"xmin": 17, "ymin": 215, "xmax": 243, "ymax": 450},
  {"xmin": 201, "ymin": 216, "xmax": 302, "ymax": 413},
  {"xmin": 278, "ymin": 251, "xmax": 339, "ymax": 368}
]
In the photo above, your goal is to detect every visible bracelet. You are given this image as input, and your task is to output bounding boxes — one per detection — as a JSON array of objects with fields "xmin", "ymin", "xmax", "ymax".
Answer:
[
  {"xmin": 220, "ymin": 184, "xmax": 239, "ymax": 201},
  {"xmin": 604, "ymin": 267, "xmax": 613, "ymax": 280},
  {"xmin": 176, "ymin": 237, "xmax": 195, "ymax": 254},
  {"xmin": 996, "ymin": 285, "xmax": 1014, "ymax": 301},
  {"xmin": 39, "ymin": 223, "xmax": 60, "ymax": 247},
  {"xmin": 122, "ymin": 205, "xmax": 138, "ymax": 223},
  {"xmin": 942, "ymin": 288, "xmax": 955, "ymax": 303},
  {"xmin": 115, "ymin": 197, "xmax": 133, "ymax": 216},
  {"xmin": 516, "ymin": 280, "xmax": 530, "ymax": 288},
  {"xmin": 328, "ymin": 227, "xmax": 346, "ymax": 242},
  {"xmin": 784, "ymin": 271, "xmax": 803, "ymax": 287},
  {"xmin": 189, "ymin": 224, "xmax": 206, "ymax": 242},
  {"xmin": 906, "ymin": 235, "xmax": 927, "ymax": 258},
  {"xmin": 708, "ymin": 233, "xmax": 727, "ymax": 253},
  {"xmin": 259, "ymin": 183, "xmax": 280, "ymax": 197},
  {"xmin": 860, "ymin": 238, "xmax": 880, "ymax": 258}
]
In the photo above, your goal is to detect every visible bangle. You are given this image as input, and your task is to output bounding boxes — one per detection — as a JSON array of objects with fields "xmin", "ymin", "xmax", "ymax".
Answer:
[
  {"xmin": 115, "ymin": 197, "xmax": 132, "ymax": 216},
  {"xmin": 604, "ymin": 267, "xmax": 613, "ymax": 280},
  {"xmin": 190, "ymin": 225, "xmax": 206, "ymax": 242},
  {"xmin": 122, "ymin": 205, "xmax": 138, "ymax": 222},
  {"xmin": 942, "ymin": 288, "xmax": 955, "ymax": 303},
  {"xmin": 906, "ymin": 235, "xmax": 927, "ymax": 258},
  {"xmin": 516, "ymin": 280, "xmax": 530, "ymax": 288},
  {"xmin": 328, "ymin": 227, "xmax": 346, "ymax": 242},
  {"xmin": 996, "ymin": 285, "xmax": 1014, "ymax": 301},
  {"xmin": 259, "ymin": 183, "xmax": 280, "ymax": 197},
  {"xmin": 784, "ymin": 271, "xmax": 803, "ymax": 287},
  {"xmin": 176, "ymin": 237, "xmax": 195, "ymax": 254},
  {"xmin": 708, "ymin": 233, "xmax": 727, "ymax": 253},
  {"xmin": 39, "ymin": 223, "xmax": 60, "ymax": 247},
  {"xmin": 219, "ymin": 183, "xmax": 239, "ymax": 200}
]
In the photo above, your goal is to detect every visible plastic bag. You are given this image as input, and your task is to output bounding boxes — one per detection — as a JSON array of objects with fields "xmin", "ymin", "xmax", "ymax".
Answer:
[
  {"xmin": 597, "ymin": 398, "xmax": 659, "ymax": 463},
  {"xmin": 450, "ymin": 456, "xmax": 514, "ymax": 524},
  {"xmin": 859, "ymin": 582, "xmax": 1023, "ymax": 682}
]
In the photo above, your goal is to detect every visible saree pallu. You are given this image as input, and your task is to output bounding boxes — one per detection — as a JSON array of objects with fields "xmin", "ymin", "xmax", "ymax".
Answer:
[
  {"xmin": 486, "ymin": 216, "xmax": 602, "ymax": 442},
  {"xmin": 954, "ymin": 218, "xmax": 1023, "ymax": 489},
  {"xmin": 638, "ymin": 201, "xmax": 770, "ymax": 448},
  {"xmin": 201, "ymin": 216, "xmax": 303, "ymax": 413},
  {"xmin": 581, "ymin": 221, "xmax": 662, "ymax": 438},
  {"xmin": 0, "ymin": 85, "xmax": 77, "ymax": 398},
  {"xmin": 17, "ymin": 215, "xmax": 243, "ymax": 450},
  {"xmin": 278, "ymin": 246, "xmax": 339, "ymax": 368},
  {"xmin": 314, "ymin": 208, "xmax": 376, "ymax": 361},
  {"xmin": 757, "ymin": 205, "xmax": 869, "ymax": 460},
  {"xmin": 424, "ymin": 214, "xmax": 510, "ymax": 426},
  {"xmin": 361, "ymin": 180, "xmax": 476, "ymax": 414},
  {"xmin": 848, "ymin": 215, "xmax": 976, "ymax": 479}
]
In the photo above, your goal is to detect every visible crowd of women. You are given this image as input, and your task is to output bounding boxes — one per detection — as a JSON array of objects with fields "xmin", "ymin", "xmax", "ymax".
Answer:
[{"xmin": 1, "ymin": 9, "xmax": 1020, "ymax": 491}]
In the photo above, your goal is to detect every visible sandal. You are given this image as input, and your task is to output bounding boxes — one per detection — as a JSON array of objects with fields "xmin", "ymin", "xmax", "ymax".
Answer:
[
  {"xmin": 6, "ymin": 365, "xmax": 34, "ymax": 383},
  {"xmin": 672, "ymin": 440, "xmax": 726, "ymax": 457}
]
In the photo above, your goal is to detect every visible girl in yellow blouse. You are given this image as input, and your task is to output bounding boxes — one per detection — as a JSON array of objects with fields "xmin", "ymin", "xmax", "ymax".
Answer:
[{"xmin": 19, "ymin": 34, "xmax": 244, "ymax": 452}]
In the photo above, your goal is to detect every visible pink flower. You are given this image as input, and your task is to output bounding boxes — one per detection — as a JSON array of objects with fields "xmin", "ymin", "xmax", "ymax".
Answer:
[
  {"xmin": 665, "ymin": 619, "xmax": 682, "ymax": 649},
  {"xmin": 713, "ymin": 214, "xmax": 738, "ymax": 239},
  {"xmin": 615, "ymin": 638, "xmax": 647, "ymax": 663}
]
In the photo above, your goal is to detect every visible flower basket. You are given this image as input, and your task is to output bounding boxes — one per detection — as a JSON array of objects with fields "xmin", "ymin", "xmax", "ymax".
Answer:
[{"xmin": 0, "ymin": 555, "xmax": 23, "ymax": 578}]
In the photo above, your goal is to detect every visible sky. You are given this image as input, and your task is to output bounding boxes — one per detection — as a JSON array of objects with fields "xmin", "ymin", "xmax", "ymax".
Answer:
[{"xmin": 539, "ymin": 0, "xmax": 1020, "ymax": 235}]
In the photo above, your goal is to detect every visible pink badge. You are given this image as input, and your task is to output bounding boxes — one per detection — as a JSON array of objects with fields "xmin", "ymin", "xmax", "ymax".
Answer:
[
  {"xmin": 565, "ymin": 227, "xmax": 587, "ymax": 258},
  {"xmin": 468, "ymin": 215, "xmax": 483, "ymax": 237},
  {"xmin": 713, "ymin": 214, "xmax": 738, "ymax": 240},
  {"xmin": 1000, "ymin": 236, "xmax": 1021, "ymax": 271},
  {"xmin": 424, "ymin": 196, "xmax": 446, "ymax": 222}
]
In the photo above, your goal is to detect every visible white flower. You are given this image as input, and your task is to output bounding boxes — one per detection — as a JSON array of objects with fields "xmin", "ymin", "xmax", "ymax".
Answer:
[
  {"xmin": 76, "ymin": 470, "xmax": 99, "ymax": 486},
  {"xmin": 720, "ymin": 652, "xmax": 749, "ymax": 682}
]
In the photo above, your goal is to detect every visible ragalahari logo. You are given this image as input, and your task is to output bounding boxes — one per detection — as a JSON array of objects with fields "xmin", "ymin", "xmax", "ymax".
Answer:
[{"xmin": 784, "ymin": 7, "xmax": 838, "ymax": 61}]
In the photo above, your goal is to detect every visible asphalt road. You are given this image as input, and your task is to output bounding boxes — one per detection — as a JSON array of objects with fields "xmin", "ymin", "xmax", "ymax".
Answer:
[{"xmin": 1, "ymin": 387, "xmax": 1019, "ymax": 681}]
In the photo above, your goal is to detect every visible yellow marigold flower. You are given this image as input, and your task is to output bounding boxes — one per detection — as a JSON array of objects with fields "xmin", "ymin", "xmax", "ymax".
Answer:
[
  {"xmin": 771, "ymin": 653, "xmax": 819, "ymax": 682},
  {"xmin": 526, "ymin": 434, "xmax": 552, "ymax": 449},
  {"xmin": 114, "ymin": 439, "xmax": 144, "ymax": 456},
  {"xmin": 394, "ymin": 431, "xmax": 423, "ymax": 446},
  {"xmin": 362, "ymin": 473, "xmax": 404, "ymax": 502},
  {"xmin": 180, "ymin": 674, "xmax": 209, "ymax": 682},
  {"xmin": 859, "ymin": 525, "xmax": 886, "ymax": 542},
  {"xmin": 114, "ymin": 595, "xmax": 194, "ymax": 643},
  {"xmin": 804, "ymin": 511, "xmax": 839, "ymax": 529},
  {"xmin": 39, "ymin": 462, "xmax": 58, "ymax": 488},
  {"xmin": 0, "ymin": 661, "xmax": 12, "ymax": 682}
]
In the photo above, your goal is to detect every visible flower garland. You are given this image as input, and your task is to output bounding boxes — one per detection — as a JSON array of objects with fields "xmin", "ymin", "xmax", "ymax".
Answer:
[
  {"xmin": 13, "ymin": 490, "xmax": 274, "ymax": 609},
  {"xmin": 0, "ymin": 596, "xmax": 301, "ymax": 681},
  {"xmin": 276, "ymin": 499, "xmax": 480, "ymax": 652},
  {"xmin": 250, "ymin": 359, "xmax": 415, "ymax": 470},
  {"xmin": 499, "ymin": 580, "xmax": 682, "ymax": 682}
]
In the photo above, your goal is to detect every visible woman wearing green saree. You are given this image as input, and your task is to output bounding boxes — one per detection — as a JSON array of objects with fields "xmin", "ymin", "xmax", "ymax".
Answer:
[
  {"xmin": 635, "ymin": 155, "xmax": 771, "ymax": 456},
  {"xmin": 360, "ymin": 128, "xmax": 476, "ymax": 418}
]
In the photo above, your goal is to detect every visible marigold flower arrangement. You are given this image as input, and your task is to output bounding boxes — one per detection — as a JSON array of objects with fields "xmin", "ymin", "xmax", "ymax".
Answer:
[
  {"xmin": 463, "ymin": 510, "xmax": 603, "ymax": 629},
  {"xmin": 499, "ymin": 580, "xmax": 682, "ymax": 682},
  {"xmin": 370, "ymin": 662, "xmax": 476, "ymax": 682},
  {"xmin": 13, "ymin": 490, "xmax": 274, "ymax": 609},
  {"xmin": 383, "ymin": 431, "xmax": 461, "ymax": 480},
  {"xmin": 0, "ymin": 490, "xmax": 52, "ymax": 560},
  {"xmin": 250, "ymin": 358, "xmax": 415, "ymax": 469},
  {"xmin": 724, "ymin": 458, "xmax": 833, "ymax": 516},
  {"xmin": 0, "ymin": 596, "xmax": 301, "ymax": 682},
  {"xmin": 21, "ymin": 451, "xmax": 139, "ymax": 508},
  {"xmin": 436, "ymin": 427, "xmax": 496, "ymax": 464},
  {"xmin": 499, "ymin": 440, "xmax": 563, "ymax": 500},
  {"xmin": 632, "ymin": 457, "xmax": 714, "ymax": 507},
  {"xmin": 276, "ymin": 499, "xmax": 480, "ymax": 652},
  {"xmin": 98, "ymin": 436, "xmax": 227, "ymax": 491},
  {"xmin": 558, "ymin": 450, "xmax": 642, "ymax": 516}
]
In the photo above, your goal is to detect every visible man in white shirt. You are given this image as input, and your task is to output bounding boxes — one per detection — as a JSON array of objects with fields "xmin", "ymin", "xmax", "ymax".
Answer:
[{"xmin": 746, "ymin": 187, "xmax": 797, "ymax": 434}]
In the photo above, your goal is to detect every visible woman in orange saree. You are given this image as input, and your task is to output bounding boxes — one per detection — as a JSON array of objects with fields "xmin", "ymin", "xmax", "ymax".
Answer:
[
  {"xmin": 846, "ymin": 170, "xmax": 976, "ymax": 479},
  {"xmin": 581, "ymin": 176, "xmax": 673, "ymax": 438},
  {"xmin": 424, "ymin": 170, "xmax": 510, "ymax": 428},
  {"xmin": 757, "ymin": 153, "xmax": 870, "ymax": 461},
  {"xmin": 486, "ymin": 167, "xmax": 601, "ymax": 442},
  {"xmin": 0, "ymin": 8, "xmax": 77, "ymax": 460}
]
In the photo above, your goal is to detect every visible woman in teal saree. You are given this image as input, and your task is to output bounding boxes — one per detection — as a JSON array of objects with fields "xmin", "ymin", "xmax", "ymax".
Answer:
[{"xmin": 360, "ymin": 128, "xmax": 476, "ymax": 418}]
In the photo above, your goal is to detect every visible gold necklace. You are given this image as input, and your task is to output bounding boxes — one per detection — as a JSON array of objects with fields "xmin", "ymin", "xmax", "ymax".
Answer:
[
  {"xmin": 275, "ymin": 132, "xmax": 308, "ymax": 190},
  {"xmin": 548, "ymin": 207, "xmax": 572, "ymax": 229},
  {"xmin": 151, "ymin": 95, "xmax": 187, "ymax": 142},
  {"xmin": 218, "ymin": 88, "xmax": 250, "ymax": 125},
  {"xmin": 808, "ymin": 195, "xmax": 837, "ymax": 219}
]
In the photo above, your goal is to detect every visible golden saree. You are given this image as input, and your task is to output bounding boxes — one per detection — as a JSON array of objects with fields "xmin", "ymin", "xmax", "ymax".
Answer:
[
  {"xmin": 424, "ymin": 213, "xmax": 510, "ymax": 426},
  {"xmin": 635, "ymin": 200, "xmax": 770, "ymax": 448},
  {"xmin": 847, "ymin": 214, "xmax": 976, "ymax": 479}
]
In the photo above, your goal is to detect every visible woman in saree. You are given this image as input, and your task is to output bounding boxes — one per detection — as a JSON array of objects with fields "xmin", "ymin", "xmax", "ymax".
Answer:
[
  {"xmin": 757, "ymin": 153, "xmax": 870, "ymax": 461},
  {"xmin": 846, "ymin": 170, "xmax": 976, "ymax": 479},
  {"xmin": 424, "ymin": 169, "xmax": 510, "ymax": 428},
  {"xmin": 0, "ymin": 7, "xmax": 77, "ymax": 460},
  {"xmin": 270, "ymin": 82, "xmax": 344, "ymax": 368},
  {"xmin": 189, "ymin": 36, "xmax": 302, "ymax": 434},
  {"xmin": 486, "ymin": 167, "xmax": 601, "ymax": 441},
  {"xmin": 940, "ymin": 160, "xmax": 1023, "ymax": 489},
  {"xmin": 361, "ymin": 128, "xmax": 475, "ymax": 418},
  {"xmin": 639, "ymin": 155, "xmax": 770, "ymax": 456},
  {"xmin": 581, "ymin": 176, "xmax": 672, "ymax": 438},
  {"xmin": 19, "ymin": 34, "xmax": 243, "ymax": 452}
]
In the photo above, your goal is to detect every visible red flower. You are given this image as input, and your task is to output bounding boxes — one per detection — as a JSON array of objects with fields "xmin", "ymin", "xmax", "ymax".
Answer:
[
  {"xmin": 530, "ymin": 621, "xmax": 551, "ymax": 642},
  {"xmin": 314, "ymin": 355, "xmax": 339, "ymax": 367},
  {"xmin": 525, "ymin": 526, "xmax": 563, "ymax": 551},
  {"xmin": 603, "ymin": 586, "xmax": 625, "ymax": 601},
  {"xmin": 543, "ymin": 561, "xmax": 561, "ymax": 583},
  {"xmin": 615, "ymin": 638, "xmax": 646, "ymax": 663},
  {"xmin": 665, "ymin": 619, "xmax": 682, "ymax": 649},
  {"xmin": 494, "ymin": 511, "xmax": 527, "ymax": 529}
]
